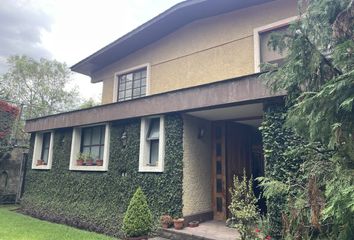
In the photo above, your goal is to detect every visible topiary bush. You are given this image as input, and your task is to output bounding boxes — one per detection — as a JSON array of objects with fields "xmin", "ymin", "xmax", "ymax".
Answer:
[{"xmin": 122, "ymin": 187, "xmax": 153, "ymax": 237}]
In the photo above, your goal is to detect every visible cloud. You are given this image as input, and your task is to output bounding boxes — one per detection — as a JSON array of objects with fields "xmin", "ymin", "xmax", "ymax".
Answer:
[{"xmin": 0, "ymin": 0, "xmax": 52, "ymax": 73}]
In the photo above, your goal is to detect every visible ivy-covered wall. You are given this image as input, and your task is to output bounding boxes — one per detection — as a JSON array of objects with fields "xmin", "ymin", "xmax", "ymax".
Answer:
[
  {"xmin": 260, "ymin": 105, "xmax": 304, "ymax": 239},
  {"xmin": 21, "ymin": 114, "xmax": 183, "ymax": 237}
]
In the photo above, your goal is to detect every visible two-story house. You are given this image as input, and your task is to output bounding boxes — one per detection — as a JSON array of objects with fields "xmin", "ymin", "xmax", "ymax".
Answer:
[{"xmin": 23, "ymin": 0, "xmax": 298, "ymax": 236}]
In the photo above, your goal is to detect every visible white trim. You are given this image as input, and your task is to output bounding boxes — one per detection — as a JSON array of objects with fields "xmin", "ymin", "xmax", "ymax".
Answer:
[
  {"xmin": 69, "ymin": 123, "xmax": 110, "ymax": 171},
  {"xmin": 139, "ymin": 115, "xmax": 165, "ymax": 172},
  {"xmin": 112, "ymin": 63, "xmax": 151, "ymax": 102},
  {"xmin": 253, "ymin": 16, "xmax": 299, "ymax": 72},
  {"xmin": 31, "ymin": 131, "xmax": 54, "ymax": 170}
]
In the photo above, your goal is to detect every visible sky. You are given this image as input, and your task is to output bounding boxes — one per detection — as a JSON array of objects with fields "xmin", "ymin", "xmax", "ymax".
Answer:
[{"xmin": 0, "ymin": 0, "xmax": 184, "ymax": 101}]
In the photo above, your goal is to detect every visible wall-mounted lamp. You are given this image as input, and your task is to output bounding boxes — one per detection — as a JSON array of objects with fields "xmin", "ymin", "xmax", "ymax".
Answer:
[
  {"xmin": 121, "ymin": 131, "xmax": 127, "ymax": 147},
  {"xmin": 198, "ymin": 127, "xmax": 205, "ymax": 139}
]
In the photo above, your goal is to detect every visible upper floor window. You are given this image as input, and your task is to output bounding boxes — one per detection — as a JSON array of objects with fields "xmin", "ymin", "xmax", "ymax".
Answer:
[
  {"xmin": 69, "ymin": 123, "xmax": 110, "ymax": 171},
  {"xmin": 254, "ymin": 16, "xmax": 298, "ymax": 72},
  {"xmin": 32, "ymin": 131, "xmax": 54, "ymax": 170},
  {"xmin": 118, "ymin": 68, "xmax": 147, "ymax": 102},
  {"xmin": 259, "ymin": 26, "xmax": 288, "ymax": 66}
]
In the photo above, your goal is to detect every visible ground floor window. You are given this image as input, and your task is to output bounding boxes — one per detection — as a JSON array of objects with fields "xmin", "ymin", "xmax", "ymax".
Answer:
[
  {"xmin": 32, "ymin": 131, "xmax": 54, "ymax": 170},
  {"xmin": 69, "ymin": 123, "xmax": 110, "ymax": 171},
  {"xmin": 139, "ymin": 116, "xmax": 165, "ymax": 172},
  {"xmin": 81, "ymin": 125, "xmax": 105, "ymax": 162}
]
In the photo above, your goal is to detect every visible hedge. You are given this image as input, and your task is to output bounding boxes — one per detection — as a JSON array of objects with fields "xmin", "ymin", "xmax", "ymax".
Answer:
[{"xmin": 21, "ymin": 114, "xmax": 183, "ymax": 237}]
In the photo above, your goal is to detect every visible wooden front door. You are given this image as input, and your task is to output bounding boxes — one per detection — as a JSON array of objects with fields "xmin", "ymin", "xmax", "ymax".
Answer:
[
  {"xmin": 225, "ymin": 122, "xmax": 253, "ymax": 218},
  {"xmin": 211, "ymin": 122, "xmax": 257, "ymax": 220}
]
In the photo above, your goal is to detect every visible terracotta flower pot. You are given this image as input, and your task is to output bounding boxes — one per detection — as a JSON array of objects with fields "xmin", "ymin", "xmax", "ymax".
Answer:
[
  {"xmin": 86, "ymin": 159, "xmax": 94, "ymax": 166},
  {"xmin": 36, "ymin": 159, "xmax": 44, "ymax": 166},
  {"xmin": 160, "ymin": 214, "xmax": 172, "ymax": 229},
  {"xmin": 76, "ymin": 159, "xmax": 84, "ymax": 166},
  {"xmin": 96, "ymin": 159, "xmax": 103, "ymax": 166},
  {"xmin": 173, "ymin": 218, "xmax": 184, "ymax": 230},
  {"xmin": 188, "ymin": 221, "xmax": 199, "ymax": 228}
]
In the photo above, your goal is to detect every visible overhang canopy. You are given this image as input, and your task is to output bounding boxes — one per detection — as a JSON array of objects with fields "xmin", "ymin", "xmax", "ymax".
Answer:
[
  {"xmin": 70, "ymin": 0, "xmax": 273, "ymax": 77},
  {"xmin": 25, "ymin": 73, "xmax": 284, "ymax": 133}
]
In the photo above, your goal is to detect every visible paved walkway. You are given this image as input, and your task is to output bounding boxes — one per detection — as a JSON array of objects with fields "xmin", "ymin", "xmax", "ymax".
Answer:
[{"xmin": 162, "ymin": 220, "xmax": 240, "ymax": 240}]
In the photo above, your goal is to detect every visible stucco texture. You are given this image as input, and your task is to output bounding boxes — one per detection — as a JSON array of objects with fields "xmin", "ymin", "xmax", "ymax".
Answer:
[
  {"xmin": 99, "ymin": 0, "xmax": 298, "ymax": 104},
  {"xmin": 182, "ymin": 114, "xmax": 212, "ymax": 216}
]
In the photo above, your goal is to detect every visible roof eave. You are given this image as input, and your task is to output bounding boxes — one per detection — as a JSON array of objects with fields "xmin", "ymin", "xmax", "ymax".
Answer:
[
  {"xmin": 25, "ymin": 72, "xmax": 285, "ymax": 132},
  {"xmin": 70, "ymin": 0, "xmax": 274, "ymax": 76}
]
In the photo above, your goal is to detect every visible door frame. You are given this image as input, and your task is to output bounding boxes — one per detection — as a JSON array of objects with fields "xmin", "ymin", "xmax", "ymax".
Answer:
[{"xmin": 211, "ymin": 122, "xmax": 227, "ymax": 220}]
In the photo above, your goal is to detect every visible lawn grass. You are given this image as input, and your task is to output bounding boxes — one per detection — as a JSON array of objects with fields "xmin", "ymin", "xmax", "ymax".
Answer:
[{"xmin": 0, "ymin": 205, "xmax": 118, "ymax": 240}]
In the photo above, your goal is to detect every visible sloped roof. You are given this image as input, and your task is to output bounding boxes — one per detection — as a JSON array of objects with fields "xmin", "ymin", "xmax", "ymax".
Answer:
[{"xmin": 71, "ymin": 0, "xmax": 273, "ymax": 76}]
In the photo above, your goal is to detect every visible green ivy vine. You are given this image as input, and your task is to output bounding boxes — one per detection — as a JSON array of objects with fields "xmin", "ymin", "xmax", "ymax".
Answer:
[{"xmin": 21, "ymin": 114, "xmax": 183, "ymax": 237}]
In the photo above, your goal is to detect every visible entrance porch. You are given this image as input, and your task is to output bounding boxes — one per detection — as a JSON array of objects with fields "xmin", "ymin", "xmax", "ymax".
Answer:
[{"xmin": 181, "ymin": 102, "xmax": 266, "ymax": 223}]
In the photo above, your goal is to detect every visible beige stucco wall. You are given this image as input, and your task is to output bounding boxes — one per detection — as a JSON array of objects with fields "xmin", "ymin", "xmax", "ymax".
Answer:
[
  {"xmin": 98, "ymin": 0, "xmax": 298, "ymax": 104},
  {"xmin": 182, "ymin": 114, "xmax": 212, "ymax": 216}
]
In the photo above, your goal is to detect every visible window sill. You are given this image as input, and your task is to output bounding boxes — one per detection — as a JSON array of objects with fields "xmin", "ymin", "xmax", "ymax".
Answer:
[
  {"xmin": 32, "ymin": 165, "xmax": 51, "ymax": 170},
  {"xmin": 69, "ymin": 165, "xmax": 108, "ymax": 172},
  {"xmin": 146, "ymin": 164, "xmax": 157, "ymax": 167},
  {"xmin": 138, "ymin": 165, "xmax": 163, "ymax": 173}
]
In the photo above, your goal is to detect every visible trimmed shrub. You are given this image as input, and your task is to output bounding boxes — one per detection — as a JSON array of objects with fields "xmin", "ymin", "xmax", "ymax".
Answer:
[{"xmin": 122, "ymin": 187, "xmax": 153, "ymax": 237}]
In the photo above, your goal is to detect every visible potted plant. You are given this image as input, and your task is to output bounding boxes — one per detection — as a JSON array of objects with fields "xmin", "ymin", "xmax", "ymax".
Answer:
[
  {"xmin": 76, "ymin": 152, "xmax": 85, "ymax": 166},
  {"xmin": 86, "ymin": 153, "xmax": 94, "ymax": 166},
  {"xmin": 160, "ymin": 214, "xmax": 173, "ymax": 229},
  {"xmin": 122, "ymin": 187, "xmax": 153, "ymax": 240},
  {"xmin": 96, "ymin": 159, "xmax": 103, "ymax": 166},
  {"xmin": 173, "ymin": 217, "xmax": 185, "ymax": 230},
  {"xmin": 36, "ymin": 159, "xmax": 44, "ymax": 166}
]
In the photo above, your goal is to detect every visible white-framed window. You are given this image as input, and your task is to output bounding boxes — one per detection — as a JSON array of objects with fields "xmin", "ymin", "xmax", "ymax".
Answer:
[
  {"xmin": 253, "ymin": 16, "xmax": 299, "ymax": 72},
  {"xmin": 139, "ymin": 116, "xmax": 165, "ymax": 172},
  {"xmin": 112, "ymin": 64, "xmax": 150, "ymax": 102},
  {"xmin": 32, "ymin": 131, "xmax": 54, "ymax": 170},
  {"xmin": 69, "ymin": 123, "xmax": 110, "ymax": 171}
]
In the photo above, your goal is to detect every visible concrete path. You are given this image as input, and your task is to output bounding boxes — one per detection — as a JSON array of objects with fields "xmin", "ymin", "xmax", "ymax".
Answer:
[{"xmin": 161, "ymin": 220, "xmax": 240, "ymax": 240}]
